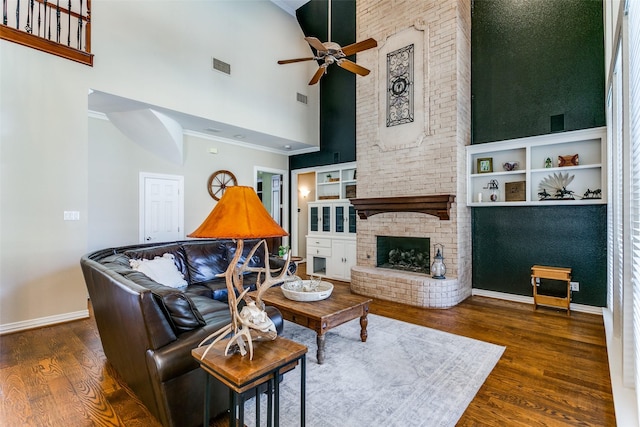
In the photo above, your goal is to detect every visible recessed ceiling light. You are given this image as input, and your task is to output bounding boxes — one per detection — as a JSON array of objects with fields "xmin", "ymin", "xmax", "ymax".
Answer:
[
  {"xmin": 205, "ymin": 127, "xmax": 222, "ymax": 133},
  {"xmin": 233, "ymin": 134, "xmax": 245, "ymax": 139},
  {"xmin": 284, "ymin": 145, "xmax": 292, "ymax": 149}
]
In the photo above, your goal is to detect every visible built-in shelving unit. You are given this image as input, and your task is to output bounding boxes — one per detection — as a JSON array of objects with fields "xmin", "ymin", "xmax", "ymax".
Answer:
[
  {"xmin": 466, "ymin": 127, "xmax": 607, "ymax": 206},
  {"xmin": 306, "ymin": 162, "xmax": 357, "ymax": 281}
]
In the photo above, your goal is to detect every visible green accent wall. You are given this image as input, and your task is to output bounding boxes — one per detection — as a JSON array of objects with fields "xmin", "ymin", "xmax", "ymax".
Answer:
[
  {"xmin": 472, "ymin": 0, "xmax": 605, "ymax": 143},
  {"xmin": 290, "ymin": 0, "xmax": 356, "ymax": 170},
  {"xmin": 472, "ymin": 205, "xmax": 607, "ymax": 306},
  {"xmin": 471, "ymin": 0, "xmax": 607, "ymax": 306}
]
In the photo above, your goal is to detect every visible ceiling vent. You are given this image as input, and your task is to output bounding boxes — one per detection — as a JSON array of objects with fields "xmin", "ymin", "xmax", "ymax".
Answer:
[
  {"xmin": 212, "ymin": 58, "xmax": 231, "ymax": 75},
  {"xmin": 296, "ymin": 92, "xmax": 308, "ymax": 104}
]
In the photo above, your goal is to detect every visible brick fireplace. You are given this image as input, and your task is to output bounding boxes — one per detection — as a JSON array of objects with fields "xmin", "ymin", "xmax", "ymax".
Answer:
[{"xmin": 349, "ymin": 0, "xmax": 472, "ymax": 308}]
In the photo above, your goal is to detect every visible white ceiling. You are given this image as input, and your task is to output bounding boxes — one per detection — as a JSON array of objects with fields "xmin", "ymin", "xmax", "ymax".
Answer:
[
  {"xmin": 270, "ymin": 0, "xmax": 310, "ymax": 16},
  {"xmin": 88, "ymin": 0, "xmax": 314, "ymax": 156}
]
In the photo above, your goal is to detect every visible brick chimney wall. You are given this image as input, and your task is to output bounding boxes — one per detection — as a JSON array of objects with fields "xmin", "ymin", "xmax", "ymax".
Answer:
[{"xmin": 353, "ymin": 0, "xmax": 472, "ymax": 302}]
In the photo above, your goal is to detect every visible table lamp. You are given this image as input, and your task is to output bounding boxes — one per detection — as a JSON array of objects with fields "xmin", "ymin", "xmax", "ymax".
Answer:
[{"xmin": 189, "ymin": 186, "xmax": 291, "ymax": 360}]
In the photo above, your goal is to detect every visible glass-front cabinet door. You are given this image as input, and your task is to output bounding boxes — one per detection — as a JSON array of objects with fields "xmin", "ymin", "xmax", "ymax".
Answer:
[
  {"xmin": 309, "ymin": 202, "xmax": 355, "ymax": 235},
  {"xmin": 310, "ymin": 206, "xmax": 319, "ymax": 232},
  {"xmin": 333, "ymin": 203, "xmax": 356, "ymax": 234},
  {"xmin": 348, "ymin": 205, "xmax": 357, "ymax": 233},
  {"xmin": 321, "ymin": 205, "xmax": 331, "ymax": 232},
  {"xmin": 335, "ymin": 205, "xmax": 345, "ymax": 233}
]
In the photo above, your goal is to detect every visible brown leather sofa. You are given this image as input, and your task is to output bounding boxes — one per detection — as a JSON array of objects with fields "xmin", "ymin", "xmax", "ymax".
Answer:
[{"xmin": 80, "ymin": 239, "xmax": 285, "ymax": 427}]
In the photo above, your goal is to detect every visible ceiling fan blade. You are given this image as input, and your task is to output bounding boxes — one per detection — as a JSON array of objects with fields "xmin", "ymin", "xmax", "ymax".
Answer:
[
  {"xmin": 305, "ymin": 36, "xmax": 328, "ymax": 53},
  {"xmin": 337, "ymin": 59, "xmax": 370, "ymax": 76},
  {"xmin": 309, "ymin": 66, "xmax": 326, "ymax": 85},
  {"xmin": 278, "ymin": 57, "xmax": 316, "ymax": 64},
  {"xmin": 341, "ymin": 38, "xmax": 378, "ymax": 56}
]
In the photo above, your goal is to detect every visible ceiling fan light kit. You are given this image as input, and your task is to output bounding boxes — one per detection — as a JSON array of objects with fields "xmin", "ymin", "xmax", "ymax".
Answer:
[{"xmin": 277, "ymin": 1, "xmax": 377, "ymax": 85}]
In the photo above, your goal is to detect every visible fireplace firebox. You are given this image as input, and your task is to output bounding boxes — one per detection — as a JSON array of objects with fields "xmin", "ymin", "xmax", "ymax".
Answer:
[{"xmin": 376, "ymin": 236, "xmax": 430, "ymax": 274}]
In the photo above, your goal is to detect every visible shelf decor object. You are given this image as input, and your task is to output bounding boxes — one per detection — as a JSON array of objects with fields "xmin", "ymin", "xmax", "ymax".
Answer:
[
  {"xmin": 558, "ymin": 154, "xmax": 579, "ymax": 167},
  {"xmin": 538, "ymin": 172, "xmax": 575, "ymax": 200},
  {"xmin": 502, "ymin": 161, "xmax": 519, "ymax": 171},
  {"xmin": 477, "ymin": 157, "xmax": 493, "ymax": 173},
  {"xmin": 189, "ymin": 186, "xmax": 293, "ymax": 361},
  {"xmin": 505, "ymin": 181, "xmax": 526, "ymax": 202},
  {"xmin": 485, "ymin": 179, "xmax": 500, "ymax": 202}
]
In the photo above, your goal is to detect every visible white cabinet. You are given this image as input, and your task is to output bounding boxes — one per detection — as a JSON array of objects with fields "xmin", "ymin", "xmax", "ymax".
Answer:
[
  {"xmin": 306, "ymin": 162, "xmax": 357, "ymax": 281},
  {"xmin": 306, "ymin": 237, "xmax": 332, "ymax": 276},
  {"xmin": 308, "ymin": 202, "xmax": 356, "ymax": 235},
  {"xmin": 328, "ymin": 239, "xmax": 357, "ymax": 281},
  {"xmin": 466, "ymin": 127, "xmax": 607, "ymax": 206}
]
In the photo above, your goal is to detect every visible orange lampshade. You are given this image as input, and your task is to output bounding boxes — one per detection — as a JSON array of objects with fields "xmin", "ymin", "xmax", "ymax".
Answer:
[{"xmin": 188, "ymin": 186, "xmax": 288, "ymax": 239}]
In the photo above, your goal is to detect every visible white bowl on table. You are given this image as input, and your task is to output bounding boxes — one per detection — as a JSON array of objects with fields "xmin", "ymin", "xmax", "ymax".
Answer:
[{"xmin": 281, "ymin": 279, "xmax": 334, "ymax": 302}]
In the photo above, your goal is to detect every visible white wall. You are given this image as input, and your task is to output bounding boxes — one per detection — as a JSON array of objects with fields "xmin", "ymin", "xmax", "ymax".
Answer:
[
  {"xmin": 90, "ymin": 0, "xmax": 319, "ymax": 145},
  {"xmin": 88, "ymin": 116, "xmax": 288, "ymax": 251},
  {"xmin": 0, "ymin": 0, "xmax": 316, "ymax": 330},
  {"xmin": 0, "ymin": 43, "xmax": 91, "ymax": 330}
]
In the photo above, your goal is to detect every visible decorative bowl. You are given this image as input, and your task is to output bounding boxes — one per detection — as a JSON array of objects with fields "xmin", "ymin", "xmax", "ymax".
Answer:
[
  {"xmin": 502, "ymin": 161, "xmax": 519, "ymax": 171},
  {"xmin": 281, "ymin": 280, "xmax": 334, "ymax": 302}
]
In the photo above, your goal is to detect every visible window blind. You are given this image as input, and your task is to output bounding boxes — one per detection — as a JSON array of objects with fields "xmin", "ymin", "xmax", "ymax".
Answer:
[{"xmin": 629, "ymin": 0, "xmax": 640, "ymax": 420}]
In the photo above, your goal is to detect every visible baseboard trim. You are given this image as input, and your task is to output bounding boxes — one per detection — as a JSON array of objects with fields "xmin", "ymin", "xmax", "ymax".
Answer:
[
  {"xmin": 0, "ymin": 309, "xmax": 90, "ymax": 335},
  {"xmin": 471, "ymin": 289, "xmax": 603, "ymax": 315}
]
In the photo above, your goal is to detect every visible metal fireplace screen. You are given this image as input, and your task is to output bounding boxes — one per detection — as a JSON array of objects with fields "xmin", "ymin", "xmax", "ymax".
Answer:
[{"xmin": 376, "ymin": 236, "xmax": 430, "ymax": 274}]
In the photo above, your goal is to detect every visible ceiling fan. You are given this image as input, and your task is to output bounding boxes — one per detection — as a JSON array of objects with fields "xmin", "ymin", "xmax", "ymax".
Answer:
[{"xmin": 277, "ymin": 1, "xmax": 377, "ymax": 85}]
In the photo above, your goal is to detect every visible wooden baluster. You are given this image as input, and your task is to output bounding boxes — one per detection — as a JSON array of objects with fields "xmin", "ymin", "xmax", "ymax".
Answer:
[
  {"xmin": 3, "ymin": 0, "xmax": 7, "ymax": 25},
  {"xmin": 15, "ymin": 0, "xmax": 19, "ymax": 29},
  {"xmin": 37, "ymin": 0, "xmax": 41, "ymax": 36}
]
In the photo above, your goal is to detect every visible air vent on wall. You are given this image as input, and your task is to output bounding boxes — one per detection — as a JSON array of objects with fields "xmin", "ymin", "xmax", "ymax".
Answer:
[
  {"xmin": 296, "ymin": 92, "xmax": 308, "ymax": 104},
  {"xmin": 212, "ymin": 58, "xmax": 231, "ymax": 75}
]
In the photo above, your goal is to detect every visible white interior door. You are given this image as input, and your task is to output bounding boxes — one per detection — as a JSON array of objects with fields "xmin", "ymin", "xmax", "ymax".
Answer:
[
  {"xmin": 271, "ymin": 174, "xmax": 282, "ymax": 224},
  {"xmin": 140, "ymin": 173, "xmax": 184, "ymax": 244}
]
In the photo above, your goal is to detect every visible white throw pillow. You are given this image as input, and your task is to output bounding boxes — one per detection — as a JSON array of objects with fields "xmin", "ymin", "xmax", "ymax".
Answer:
[{"xmin": 130, "ymin": 253, "xmax": 188, "ymax": 289}]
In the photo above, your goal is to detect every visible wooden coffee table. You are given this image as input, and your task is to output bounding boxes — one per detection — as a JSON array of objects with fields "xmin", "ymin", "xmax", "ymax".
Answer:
[{"xmin": 256, "ymin": 284, "xmax": 372, "ymax": 364}]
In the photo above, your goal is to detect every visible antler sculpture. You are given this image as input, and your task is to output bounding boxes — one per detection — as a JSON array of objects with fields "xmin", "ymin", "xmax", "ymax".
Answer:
[{"xmin": 197, "ymin": 239, "xmax": 293, "ymax": 360}]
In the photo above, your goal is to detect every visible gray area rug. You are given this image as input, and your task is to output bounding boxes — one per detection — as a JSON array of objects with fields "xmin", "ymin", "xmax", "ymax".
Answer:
[{"xmin": 242, "ymin": 314, "xmax": 505, "ymax": 426}]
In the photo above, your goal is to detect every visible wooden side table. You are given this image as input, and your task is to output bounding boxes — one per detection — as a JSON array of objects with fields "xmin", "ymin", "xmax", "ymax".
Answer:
[
  {"xmin": 531, "ymin": 265, "xmax": 572, "ymax": 316},
  {"xmin": 192, "ymin": 336, "xmax": 307, "ymax": 427}
]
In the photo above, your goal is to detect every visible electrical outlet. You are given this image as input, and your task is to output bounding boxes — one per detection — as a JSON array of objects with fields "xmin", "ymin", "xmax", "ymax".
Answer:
[{"xmin": 570, "ymin": 281, "xmax": 579, "ymax": 292}]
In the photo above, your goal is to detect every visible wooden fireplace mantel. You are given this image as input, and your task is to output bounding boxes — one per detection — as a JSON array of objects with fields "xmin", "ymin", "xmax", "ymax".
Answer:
[{"xmin": 350, "ymin": 195, "xmax": 456, "ymax": 220}]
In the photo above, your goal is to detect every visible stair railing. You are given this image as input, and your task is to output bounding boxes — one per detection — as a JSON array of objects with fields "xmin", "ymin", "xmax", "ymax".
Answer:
[{"xmin": 0, "ymin": 0, "xmax": 92, "ymax": 66}]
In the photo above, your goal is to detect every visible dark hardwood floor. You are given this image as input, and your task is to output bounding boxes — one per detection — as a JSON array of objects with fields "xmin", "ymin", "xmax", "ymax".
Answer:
[{"xmin": 0, "ymin": 264, "xmax": 615, "ymax": 426}]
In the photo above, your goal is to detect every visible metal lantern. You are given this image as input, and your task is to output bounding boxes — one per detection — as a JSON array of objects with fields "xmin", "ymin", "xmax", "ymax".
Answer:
[{"xmin": 431, "ymin": 243, "xmax": 446, "ymax": 279}]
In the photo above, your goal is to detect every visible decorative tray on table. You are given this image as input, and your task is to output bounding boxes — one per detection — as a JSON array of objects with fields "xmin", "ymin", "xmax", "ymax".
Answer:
[{"xmin": 281, "ymin": 277, "xmax": 333, "ymax": 302}]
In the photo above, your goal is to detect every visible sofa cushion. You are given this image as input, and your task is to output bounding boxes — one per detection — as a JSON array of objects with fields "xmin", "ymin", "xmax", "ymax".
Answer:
[
  {"xmin": 125, "ymin": 243, "xmax": 189, "ymax": 282},
  {"xmin": 130, "ymin": 254, "xmax": 188, "ymax": 289},
  {"xmin": 124, "ymin": 271, "xmax": 205, "ymax": 334},
  {"xmin": 99, "ymin": 254, "xmax": 134, "ymax": 275},
  {"xmin": 183, "ymin": 240, "xmax": 229, "ymax": 284}
]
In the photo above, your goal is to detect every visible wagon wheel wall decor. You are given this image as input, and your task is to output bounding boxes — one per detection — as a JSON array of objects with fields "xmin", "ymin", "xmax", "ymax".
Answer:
[{"xmin": 207, "ymin": 170, "xmax": 238, "ymax": 200}]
